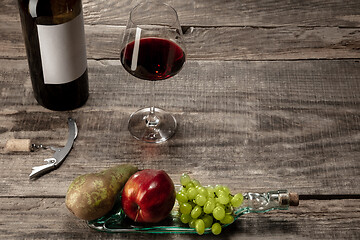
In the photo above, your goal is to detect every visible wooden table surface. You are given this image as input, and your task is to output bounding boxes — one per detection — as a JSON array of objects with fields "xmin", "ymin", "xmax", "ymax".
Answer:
[{"xmin": 1, "ymin": 0, "xmax": 359, "ymax": 239}]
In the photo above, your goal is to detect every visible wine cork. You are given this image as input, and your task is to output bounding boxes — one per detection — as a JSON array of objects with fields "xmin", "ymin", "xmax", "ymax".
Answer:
[
  {"xmin": 5, "ymin": 139, "xmax": 31, "ymax": 152},
  {"xmin": 289, "ymin": 192, "xmax": 299, "ymax": 206}
]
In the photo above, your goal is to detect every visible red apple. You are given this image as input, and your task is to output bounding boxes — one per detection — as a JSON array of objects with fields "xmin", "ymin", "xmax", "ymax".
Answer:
[{"xmin": 121, "ymin": 169, "xmax": 175, "ymax": 223}]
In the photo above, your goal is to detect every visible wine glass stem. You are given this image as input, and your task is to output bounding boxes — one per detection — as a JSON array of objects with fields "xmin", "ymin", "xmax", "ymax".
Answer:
[{"xmin": 146, "ymin": 81, "xmax": 159, "ymax": 127}]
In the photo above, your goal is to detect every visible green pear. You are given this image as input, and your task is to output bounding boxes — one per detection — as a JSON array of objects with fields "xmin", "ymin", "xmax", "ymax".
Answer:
[{"xmin": 65, "ymin": 164, "xmax": 138, "ymax": 220}]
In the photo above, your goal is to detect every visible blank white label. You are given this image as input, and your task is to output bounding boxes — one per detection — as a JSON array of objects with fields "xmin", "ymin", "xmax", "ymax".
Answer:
[{"xmin": 37, "ymin": 12, "xmax": 87, "ymax": 84}]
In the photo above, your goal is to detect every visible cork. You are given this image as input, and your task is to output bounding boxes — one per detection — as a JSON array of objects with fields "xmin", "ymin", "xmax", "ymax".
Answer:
[
  {"xmin": 5, "ymin": 139, "xmax": 31, "ymax": 152},
  {"xmin": 289, "ymin": 192, "xmax": 299, "ymax": 206}
]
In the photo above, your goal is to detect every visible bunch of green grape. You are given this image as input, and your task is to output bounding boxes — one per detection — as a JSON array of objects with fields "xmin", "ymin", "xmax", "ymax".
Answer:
[{"xmin": 176, "ymin": 173, "xmax": 243, "ymax": 235}]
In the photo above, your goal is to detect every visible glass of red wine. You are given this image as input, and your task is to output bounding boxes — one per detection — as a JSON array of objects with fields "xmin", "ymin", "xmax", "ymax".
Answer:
[{"xmin": 120, "ymin": 2, "xmax": 186, "ymax": 143}]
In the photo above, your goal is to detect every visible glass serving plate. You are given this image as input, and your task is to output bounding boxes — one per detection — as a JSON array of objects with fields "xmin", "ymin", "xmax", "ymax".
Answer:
[{"xmin": 87, "ymin": 188, "xmax": 298, "ymax": 234}]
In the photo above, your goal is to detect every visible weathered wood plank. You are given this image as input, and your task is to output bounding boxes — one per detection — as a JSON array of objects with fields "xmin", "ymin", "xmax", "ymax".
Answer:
[
  {"xmin": 81, "ymin": 0, "xmax": 360, "ymax": 27},
  {"xmin": 2, "ymin": 1, "xmax": 359, "ymax": 239},
  {"xmin": 0, "ymin": 59, "xmax": 359, "ymax": 196},
  {"xmin": 1, "ymin": 198, "xmax": 359, "ymax": 239},
  {"xmin": 3, "ymin": 21, "xmax": 360, "ymax": 60},
  {"xmin": 3, "ymin": 0, "xmax": 360, "ymax": 60},
  {"xmin": 3, "ymin": 0, "xmax": 360, "ymax": 27}
]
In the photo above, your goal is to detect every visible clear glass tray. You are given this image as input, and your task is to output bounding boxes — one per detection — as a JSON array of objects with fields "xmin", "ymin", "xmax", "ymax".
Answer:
[{"xmin": 87, "ymin": 189, "xmax": 297, "ymax": 234}]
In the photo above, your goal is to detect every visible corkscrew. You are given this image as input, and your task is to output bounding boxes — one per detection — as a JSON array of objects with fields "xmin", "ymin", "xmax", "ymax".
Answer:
[{"xmin": 5, "ymin": 118, "xmax": 78, "ymax": 179}]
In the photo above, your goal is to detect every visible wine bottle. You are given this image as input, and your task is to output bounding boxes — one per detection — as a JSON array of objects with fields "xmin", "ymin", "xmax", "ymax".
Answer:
[{"xmin": 17, "ymin": 0, "xmax": 89, "ymax": 111}]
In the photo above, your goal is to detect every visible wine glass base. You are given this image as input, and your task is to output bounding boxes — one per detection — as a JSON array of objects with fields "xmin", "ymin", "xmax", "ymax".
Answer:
[{"xmin": 128, "ymin": 107, "xmax": 177, "ymax": 143}]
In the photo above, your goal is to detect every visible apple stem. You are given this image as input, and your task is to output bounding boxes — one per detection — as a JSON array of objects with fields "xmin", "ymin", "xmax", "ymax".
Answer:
[{"xmin": 134, "ymin": 205, "xmax": 140, "ymax": 222}]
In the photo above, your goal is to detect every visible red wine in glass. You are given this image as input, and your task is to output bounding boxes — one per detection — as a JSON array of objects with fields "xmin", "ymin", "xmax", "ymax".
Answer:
[
  {"xmin": 121, "ymin": 37, "xmax": 185, "ymax": 81},
  {"xmin": 120, "ymin": 1, "xmax": 186, "ymax": 143}
]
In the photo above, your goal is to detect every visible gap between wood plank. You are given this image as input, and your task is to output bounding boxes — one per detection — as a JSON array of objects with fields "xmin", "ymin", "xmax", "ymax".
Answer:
[{"xmin": 299, "ymin": 194, "xmax": 360, "ymax": 200}]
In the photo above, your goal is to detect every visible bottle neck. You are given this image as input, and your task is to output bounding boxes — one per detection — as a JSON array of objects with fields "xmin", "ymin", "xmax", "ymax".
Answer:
[{"xmin": 234, "ymin": 190, "xmax": 299, "ymax": 217}]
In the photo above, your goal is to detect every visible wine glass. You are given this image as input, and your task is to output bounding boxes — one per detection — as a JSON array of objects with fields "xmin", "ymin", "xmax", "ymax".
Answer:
[{"xmin": 120, "ymin": 1, "xmax": 186, "ymax": 143}]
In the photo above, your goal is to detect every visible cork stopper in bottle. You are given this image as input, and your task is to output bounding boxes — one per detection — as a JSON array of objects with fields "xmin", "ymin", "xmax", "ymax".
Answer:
[{"xmin": 289, "ymin": 192, "xmax": 299, "ymax": 206}]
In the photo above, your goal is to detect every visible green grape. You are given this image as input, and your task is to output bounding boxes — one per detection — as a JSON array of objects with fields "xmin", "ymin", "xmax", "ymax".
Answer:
[
  {"xmin": 203, "ymin": 199, "xmax": 216, "ymax": 214},
  {"xmin": 222, "ymin": 186, "xmax": 230, "ymax": 195},
  {"xmin": 225, "ymin": 204, "xmax": 233, "ymax": 214},
  {"xmin": 202, "ymin": 214, "xmax": 213, "ymax": 228},
  {"xmin": 206, "ymin": 186, "xmax": 215, "ymax": 198},
  {"xmin": 180, "ymin": 202, "xmax": 192, "ymax": 215},
  {"xmin": 189, "ymin": 201, "xmax": 196, "ymax": 208},
  {"xmin": 176, "ymin": 192, "xmax": 188, "ymax": 203},
  {"xmin": 190, "ymin": 205, "xmax": 202, "ymax": 219},
  {"xmin": 215, "ymin": 185, "xmax": 224, "ymax": 193},
  {"xmin": 231, "ymin": 193, "xmax": 244, "ymax": 207},
  {"xmin": 220, "ymin": 214, "xmax": 234, "ymax": 225},
  {"xmin": 187, "ymin": 187, "xmax": 198, "ymax": 200},
  {"xmin": 217, "ymin": 194, "xmax": 230, "ymax": 205},
  {"xmin": 216, "ymin": 202, "xmax": 225, "ymax": 209},
  {"xmin": 211, "ymin": 222, "xmax": 222, "ymax": 235},
  {"xmin": 180, "ymin": 173, "xmax": 191, "ymax": 186},
  {"xmin": 195, "ymin": 194, "xmax": 207, "ymax": 206},
  {"xmin": 192, "ymin": 179, "xmax": 201, "ymax": 187},
  {"xmin": 185, "ymin": 182, "xmax": 195, "ymax": 189},
  {"xmin": 213, "ymin": 206, "xmax": 226, "ymax": 220},
  {"xmin": 197, "ymin": 186, "xmax": 208, "ymax": 197},
  {"xmin": 179, "ymin": 187, "xmax": 187, "ymax": 195},
  {"xmin": 216, "ymin": 189, "xmax": 226, "ymax": 197},
  {"xmin": 195, "ymin": 219, "xmax": 205, "ymax": 235},
  {"xmin": 177, "ymin": 173, "xmax": 237, "ymax": 235},
  {"xmin": 180, "ymin": 214, "xmax": 192, "ymax": 224},
  {"xmin": 189, "ymin": 218, "xmax": 197, "ymax": 228}
]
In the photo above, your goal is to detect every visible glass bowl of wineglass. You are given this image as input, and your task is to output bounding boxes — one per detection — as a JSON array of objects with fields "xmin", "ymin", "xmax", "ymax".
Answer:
[{"xmin": 120, "ymin": 1, "xmax": 186, "ymax": 143}]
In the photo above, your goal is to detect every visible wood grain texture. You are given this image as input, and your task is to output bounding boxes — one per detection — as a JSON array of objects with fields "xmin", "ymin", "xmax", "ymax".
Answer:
[
  {"xmin": 1, "ymin": 198, "xmax": 359, "ymax": 239},
  {"xmin": 2, "ymin": 0, "xmax": 360, "ymax": 60},
  {"xmin": 3, "ymin": 22, "xmax": 360, "ymax": 60},
  {"xmin": 0, "ymin": 59, "xmax": 359, "ymax": 197},
  {"xmin": 3, "ymin": 0, "xmax": 360, "ymax": 27},
  {"xmin": 1, "ymin": 0, "xmax": 360, "ymax": 239}
]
